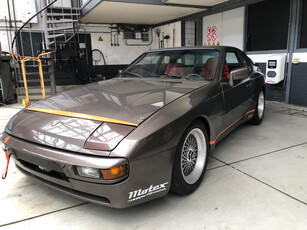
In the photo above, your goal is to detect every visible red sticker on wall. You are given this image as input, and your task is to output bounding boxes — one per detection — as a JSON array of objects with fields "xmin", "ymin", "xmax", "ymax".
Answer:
[
  {"xmin": 207, "ymin": 27, "xmax": 211, "ymax": 34},
  {"xmin": 212, "ymin": 26, "xmax": 217, "ymax": 34},
  {"xmin": 212, "ymin": 33, "xmax": 217, "ymax": 41},
  {"xmin": 206, "ymin": 34, "xmax": 212, "ymax": 42}
]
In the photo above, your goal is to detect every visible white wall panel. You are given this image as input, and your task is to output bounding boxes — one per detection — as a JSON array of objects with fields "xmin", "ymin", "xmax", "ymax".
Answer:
[
  {"xmin": 203, "ymin": 13, "xmax": 222, "ymax": 46},
  {"xmin": 89, "ymin": 26, "xmax": 150, "ymax": 65},
  {"xmin": 151, "ymin": 21, "xmax": 181, "ymax": 49},
  {"xmin": 222, "ymin": 7, "xmax": 244, "ymax": 49},
  {"xmin": 203, "ymin": 7, "xmax": 244, "ymax": 49}
]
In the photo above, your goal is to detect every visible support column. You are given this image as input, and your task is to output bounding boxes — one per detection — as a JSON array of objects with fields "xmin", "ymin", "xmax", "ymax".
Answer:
[
  {"xmin": 285, "ymin": 0, "xmax": 300, "ymax": 103},
  {"xmin": 41, "ymin": 0, "xmax": 56, "ymax": 95}
]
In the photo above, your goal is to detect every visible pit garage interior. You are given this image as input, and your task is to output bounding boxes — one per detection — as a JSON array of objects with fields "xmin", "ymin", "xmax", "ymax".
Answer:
[{"xmin": 0, "ymin": 0, "xmax": 307, "ymax": 229}]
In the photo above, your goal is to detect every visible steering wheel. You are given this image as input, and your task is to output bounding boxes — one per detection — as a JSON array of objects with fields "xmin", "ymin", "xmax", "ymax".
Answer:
[{"xmin": 184, "ymin": 73, "xmax": 203, "ymax": 80}]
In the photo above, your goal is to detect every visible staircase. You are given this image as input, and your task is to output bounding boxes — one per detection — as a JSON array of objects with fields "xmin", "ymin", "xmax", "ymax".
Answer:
[
  {"xmin": 13, "ymin": 0, "xmax": 81, "ymax": 104},
  {"xmin": 45, "ymin": 3, "xmax": 81, "ymax": 48}
]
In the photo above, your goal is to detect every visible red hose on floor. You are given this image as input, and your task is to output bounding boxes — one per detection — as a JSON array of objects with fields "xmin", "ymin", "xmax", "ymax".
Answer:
[{"xmin": 2, "ymin": 153, "xmax": 10, "ymax": 179}]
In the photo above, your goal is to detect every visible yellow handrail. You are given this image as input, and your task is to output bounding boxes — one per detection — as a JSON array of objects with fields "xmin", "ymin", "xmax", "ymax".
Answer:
[{"xmin": 8, "ymin": 52, "xmax": 52, "ymax": 107}]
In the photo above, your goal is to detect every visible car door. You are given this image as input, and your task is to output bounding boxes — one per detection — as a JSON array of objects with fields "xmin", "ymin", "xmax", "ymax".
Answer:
[{"xmin": 221, "ymin": 49, "xmax": 253, "ymax": 129}]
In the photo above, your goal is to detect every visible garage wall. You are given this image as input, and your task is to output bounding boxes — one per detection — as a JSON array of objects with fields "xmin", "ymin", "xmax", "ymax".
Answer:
[
  {"xmin": 0, "ymin": 0, "xmax": 43, "ymax": 52},
  {"xmin": 88, "ymin": 25, "xmax": 150, "ymax": 65},
  {"xmin": 202, "ymin": 7, "xmax": 244, "ymax": 49},
  {"xmin": 88, "ymin": 21, "xmax": 181, "ymax": 65},
  {"xmin": 88, "ymin": 21, "xmax": 181, "ymax": 78},
  {"xmin": 150, "ymin": 21, "xmax": 181, "ymax": 50}
]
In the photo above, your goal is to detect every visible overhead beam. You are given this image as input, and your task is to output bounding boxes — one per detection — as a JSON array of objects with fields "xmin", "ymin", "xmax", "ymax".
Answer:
[
  {"xmin": 104, "ymin": 0, "xmax": 162, "ymax": 4},
  {"xmin": 82, "ymin": 0, "xmax": 210, "ymax": 18},
  {"xmin": 105, "ymin": 0, "xmax": 210, "ymax": 8},
  {"xmin": 162, "ymin": 3, "xmax": 211, "ymax": 9},
  {"xmin": 154, "ymin": 0, "xmax": 265, "ymax": 27}
]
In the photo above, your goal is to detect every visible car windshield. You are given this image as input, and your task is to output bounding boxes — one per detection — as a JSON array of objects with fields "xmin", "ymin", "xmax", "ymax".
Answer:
[{"xmin": 118, "ymin": 49, "xmax": 220, "ymax": 81}]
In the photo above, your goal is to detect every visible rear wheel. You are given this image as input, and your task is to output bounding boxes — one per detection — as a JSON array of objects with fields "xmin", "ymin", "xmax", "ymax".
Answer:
[
  {"xmin": 171, "ymin": 121, "xmax": 209, "ymax": 195},
  {"xmin": 249, "ymin": 90, "xmax": 265, "ymax": 125}
]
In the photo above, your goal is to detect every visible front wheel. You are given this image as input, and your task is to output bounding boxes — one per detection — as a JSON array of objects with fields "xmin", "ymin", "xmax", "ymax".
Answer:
[
  {"xmin": 171, "ymin": 121, "xmax": 209, "ymax": 195},
  {"xmin": 249, "ymin": 90, "xmax": 265, "ymax": 125}
]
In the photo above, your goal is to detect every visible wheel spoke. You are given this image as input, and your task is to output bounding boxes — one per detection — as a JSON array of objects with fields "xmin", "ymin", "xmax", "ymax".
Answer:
[{"xmin": 180, "ymin": 127, "xmax": 207, "ymax": 184}]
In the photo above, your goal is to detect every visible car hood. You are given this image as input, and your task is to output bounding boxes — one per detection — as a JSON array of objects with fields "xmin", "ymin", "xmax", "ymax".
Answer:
[
  {"xmin": 29, "ymin": 78, "xmax": 206, "ymax": 124},
  {"xmin": 7, "ymin": 78, "xmax": 207, "ymax": 154}
]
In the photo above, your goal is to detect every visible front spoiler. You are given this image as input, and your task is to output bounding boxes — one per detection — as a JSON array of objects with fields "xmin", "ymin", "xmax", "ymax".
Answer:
[{"xmin": 1, "ymin": 132, "xmax": 173, "ymax": 208}]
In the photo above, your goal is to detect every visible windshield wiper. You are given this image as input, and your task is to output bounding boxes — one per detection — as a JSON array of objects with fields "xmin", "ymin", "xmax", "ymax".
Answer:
[{"xmin": 119, "ymin": 72, "xmax": 143, "ymax": 78}]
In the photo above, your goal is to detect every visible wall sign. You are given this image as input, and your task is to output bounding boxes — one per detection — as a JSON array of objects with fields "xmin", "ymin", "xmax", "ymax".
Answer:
[{"xmin": 205, "ymin": 25, "xmax": 219, "ymax": 46}]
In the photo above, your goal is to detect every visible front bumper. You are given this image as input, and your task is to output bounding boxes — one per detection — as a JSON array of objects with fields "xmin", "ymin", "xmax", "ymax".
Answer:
[{"xmin": 1, "ymin": 132, "xmax": 173, "ymax": 208}]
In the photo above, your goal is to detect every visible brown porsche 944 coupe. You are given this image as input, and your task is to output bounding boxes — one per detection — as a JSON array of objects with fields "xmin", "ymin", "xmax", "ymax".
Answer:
[{"xmin": 1, "ymin": 46, "xmax": 265, "ymax": 208}]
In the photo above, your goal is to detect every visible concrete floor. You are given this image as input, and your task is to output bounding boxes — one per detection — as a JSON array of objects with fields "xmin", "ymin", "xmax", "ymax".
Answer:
[{"xmin": 0, "ymin": 101, "xmax": 306, "ymax": 230}]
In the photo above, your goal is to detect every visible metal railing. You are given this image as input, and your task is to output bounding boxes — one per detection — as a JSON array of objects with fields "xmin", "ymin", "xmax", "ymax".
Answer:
[
  {"xmin": 8, "ymin": 0, "xmax": 82, "ymax": 100},
  {"xmin": 5, "ymin": 52, "xmax": 51, "ymax": 107}
]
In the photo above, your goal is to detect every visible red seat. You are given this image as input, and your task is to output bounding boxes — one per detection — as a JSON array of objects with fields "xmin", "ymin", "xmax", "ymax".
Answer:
[
  {"xmin": 224, "ymin": 61, "xmax": 230, "ymax": 80},
  {"xmin": 200, "ymin": 57, "xmax": 218, "ymax": 80},
  {"xmin": 165, "ymin": 63, "xmax": 185, "ymax": 76}
]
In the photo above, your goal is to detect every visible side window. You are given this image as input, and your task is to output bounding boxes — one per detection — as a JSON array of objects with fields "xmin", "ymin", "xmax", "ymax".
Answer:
[
  {"xmin": 241, "ymin": 53, "xmax": 253, "ymax": 70},
  {"xmin": 225, "ymin": 51, "xmax": 248, "ymax": 86},
  {"xmin": 226, "ymin": 52, "xmax": 243, "ymax": 72}
]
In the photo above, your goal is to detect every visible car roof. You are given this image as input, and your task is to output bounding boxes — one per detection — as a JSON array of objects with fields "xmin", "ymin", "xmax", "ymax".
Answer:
[{"xmin": 147, "ymin": 46, "xmax": 240, "ymax": 53}]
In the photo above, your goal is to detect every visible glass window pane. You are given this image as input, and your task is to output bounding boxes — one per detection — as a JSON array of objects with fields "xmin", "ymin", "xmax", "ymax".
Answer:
[
  {"xmin": 246, "ymin": 0, "xmax": 290, "ymax": 51},
  {"xmin": 121, "ymin": 50, "xmax": 221, "ymax": 81},
  {"xmin": 185, "ymin": 20, "xmax": 196, "ymax": 46}
]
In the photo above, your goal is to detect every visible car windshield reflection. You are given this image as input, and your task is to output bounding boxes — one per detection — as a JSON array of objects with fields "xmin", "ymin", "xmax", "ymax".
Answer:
[{"xmin": 118, "ymin": 49, "xmax": 220, "ymax": 81}]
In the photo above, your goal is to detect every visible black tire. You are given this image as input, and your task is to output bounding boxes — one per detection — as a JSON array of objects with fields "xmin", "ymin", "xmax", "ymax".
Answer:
[
  {"xmin": 249, "ymin": 90, "xmax": 265, "ymax": 125},
  {"xmin": 171, "ymin": 120, "xmax": 209, "ymax": 195}
]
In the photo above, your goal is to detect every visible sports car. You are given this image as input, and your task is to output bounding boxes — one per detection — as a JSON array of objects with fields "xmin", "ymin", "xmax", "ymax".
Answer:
[{"xmin": 0, "ymin": 46, "xmax": 265, "ymax": 208}]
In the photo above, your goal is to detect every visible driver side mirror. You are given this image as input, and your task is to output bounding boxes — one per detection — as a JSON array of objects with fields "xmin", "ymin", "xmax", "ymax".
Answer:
[{"xmin": 229, "ymin": 67, "xmax": 249, "ymax": 87}]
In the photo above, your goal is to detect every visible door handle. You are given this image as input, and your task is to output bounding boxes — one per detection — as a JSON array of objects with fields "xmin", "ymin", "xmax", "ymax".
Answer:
[{"xmin": 246, "ymin": 80, "xmax": 251, "ymax": 88}]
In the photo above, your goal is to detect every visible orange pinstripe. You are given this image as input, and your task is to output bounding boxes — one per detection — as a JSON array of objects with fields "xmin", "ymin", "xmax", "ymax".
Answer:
[{"xmin": 209, "ymin": 109, "xmax": 255, "ymax": 145}]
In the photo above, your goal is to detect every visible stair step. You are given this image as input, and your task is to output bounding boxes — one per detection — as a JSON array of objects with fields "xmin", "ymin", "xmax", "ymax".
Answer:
[
  {"xmin": 25, "ymin": 64, "xmax": 52, "ymax": 68},
  {"xmin": 48, "ymin": 41, "xmax": 56, "ymax": 46},
  {"xmin": 18, "ymin": 92, "xmax": 52, "ymax": 96},
  {"xmin": 19, "ymin": 72, "xmax": 52, "ymax": 76},
  {"xmin": 47, "ymin": 33, "xmax": 65, "ymax": 39},
  {"xmin": 17, "ymin": 94, "xmax": 51, "ymax": 103},
  {"xmin": 47, "ymin": 19, "xmax": 78, "ymax": 24},
  {"xmin": 17, "ymin": 86, "xmax": 52, "ymax": 90},
  {"xmin": 48, "ymin": 30, "xmax": 74, "ymax": 35},
  {"xmin": 18, "ymin": 79, "xmax": 51, "ymax": 83},
  {"xmin": 47, "ymin": 26, "xmax": 74, "ymax": 32},
  {"xmin": 47, "ymin": 12, "xmax": 79, "ymax": 17},
  {"xmin": 17, "ymin": 87, "xmax": 52, "ymax": 94},
  {"xmin": 47, "ymin": 7, "xmax": 80, "ymax": 11}
]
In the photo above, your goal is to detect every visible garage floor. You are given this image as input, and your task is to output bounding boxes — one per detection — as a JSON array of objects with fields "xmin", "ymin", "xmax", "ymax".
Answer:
[{"xmin": 0, "ymin": 101, "xmax": 306, "ymax": 230}]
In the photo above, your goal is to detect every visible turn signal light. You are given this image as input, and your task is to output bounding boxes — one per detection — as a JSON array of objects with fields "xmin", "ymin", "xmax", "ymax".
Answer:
[{"xmin": 101, "ymin": 164, "xmax": 128, "ymax": 180}]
